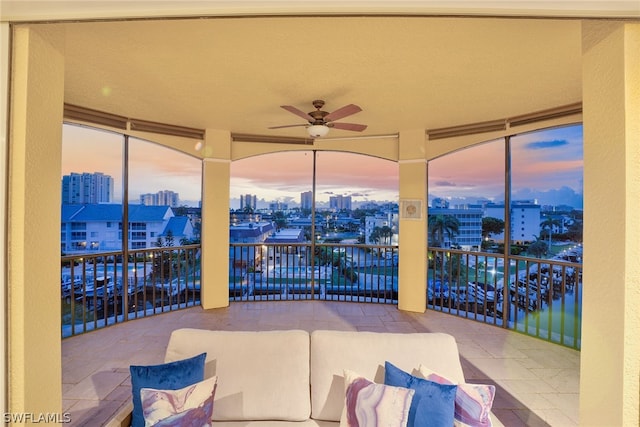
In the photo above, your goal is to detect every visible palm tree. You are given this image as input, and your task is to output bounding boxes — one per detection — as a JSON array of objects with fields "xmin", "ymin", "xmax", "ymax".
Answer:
[
  {"xmin": 528, "ymin": 237, "xmax": 549, "ymax": 258},
  {"xmin": 428, "ymin": 214, "xmax": 460, "ymax": 248},
  {"xmin": 369, "ymin": 227, "xmax": 382, "ymax": 244},
  {"xmin": 540, "ymin": 217, "xmax": 561, "ymax": 249},
  {"xmin": 379, "ymin": 225, "xmax": 393, "ymax": 245}
]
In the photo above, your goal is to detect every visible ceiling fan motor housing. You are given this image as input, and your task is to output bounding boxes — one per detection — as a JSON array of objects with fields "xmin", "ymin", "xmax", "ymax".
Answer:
[{"xmin": 307, "ymin": 124, "xmax": 330, "ymax": 138}]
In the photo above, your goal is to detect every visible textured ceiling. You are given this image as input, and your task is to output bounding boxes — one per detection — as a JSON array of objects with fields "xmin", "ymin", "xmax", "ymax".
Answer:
[{"xmin": 55, "ymin": 15, "xmax": 583, "ymax": 139}]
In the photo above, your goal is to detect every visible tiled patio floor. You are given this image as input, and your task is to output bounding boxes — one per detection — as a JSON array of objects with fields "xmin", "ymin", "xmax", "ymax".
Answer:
[{"xmin": 61, "ymin": 301, "xmax": 581, "ymax": 426}]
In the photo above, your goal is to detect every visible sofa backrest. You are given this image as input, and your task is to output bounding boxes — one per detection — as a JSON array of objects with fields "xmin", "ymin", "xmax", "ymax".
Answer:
[
  {"xmin": 309, "ymin": 330, "xmax": 465, "ymax": 422},
  {"xmin": 165, "ymin": 328, "xmax": 311, "ymax": 422}
]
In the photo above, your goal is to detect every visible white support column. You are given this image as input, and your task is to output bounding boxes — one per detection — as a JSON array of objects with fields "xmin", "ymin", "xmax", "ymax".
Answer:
[{"xmin": 580, "ymin": 21, "xmax": 640, "ymax": 426}]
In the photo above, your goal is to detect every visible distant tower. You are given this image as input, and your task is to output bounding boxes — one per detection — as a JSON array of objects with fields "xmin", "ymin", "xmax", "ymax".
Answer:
[
  {"xmin": 62, "ymin": 172, "xmax": 114, "ymax": 204},
  {"xmin": 240, "ymin": 194, "xmax": 257, "ymax": 211},
  {"xmin": 300, "ymin": 191, "xmax": 313, "ymax": 210},
  {"xmin": 329, "ymin": 195, "xmax": 352, "ymax": 211},
  {"xmin": 269, "ymin": 201, "xmax": 288, "ymax": 211},
  {"xmin": 157, "ymin": 190, "xmax": 180, "ymax": 207},
  {"xmin": 140, "ymin": 190, "xmax": 180, "ymax": 207}
]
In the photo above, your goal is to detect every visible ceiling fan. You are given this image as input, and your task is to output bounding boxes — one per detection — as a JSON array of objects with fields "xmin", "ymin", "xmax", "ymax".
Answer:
[{"xmin": 269, "ymin": 99, "xmax": 367, "ymax": 138}]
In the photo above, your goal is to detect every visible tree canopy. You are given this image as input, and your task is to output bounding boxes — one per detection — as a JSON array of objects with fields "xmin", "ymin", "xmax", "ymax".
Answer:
[
  {"xmin": 482, "ymin": 217, "xmax": 505, "ymax": 239},
  {"xmin": 369, "ymin": 225, "xmax": 393, "ymax": 245},
  {"xmin": 428, "ymin": 214, "xmax": 460, "ymax": 247}
]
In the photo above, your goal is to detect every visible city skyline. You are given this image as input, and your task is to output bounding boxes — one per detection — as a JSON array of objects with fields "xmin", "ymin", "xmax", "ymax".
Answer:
[{"xmin": 62, "ymin": 123, "xmax": 583, "ymax": 210}]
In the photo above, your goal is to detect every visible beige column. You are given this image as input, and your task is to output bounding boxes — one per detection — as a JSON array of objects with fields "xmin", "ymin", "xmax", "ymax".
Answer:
[
  {"xmin": 200, "ymin": 129, "xmax": 232, "ymax": 309},
  {"xmin": 1, "ymin": 21, "xmax": 9, "ymax": 420},
  {"xmin": 8, "ymin": 26, "xmax": 65, "ymax": 421},
  {"xmin": 580, "ymin": 21, "xmax": 640, "ymax": 426},
  {"xmin": 397, "ymin": 130, "xmax": 427, "ymax": 313}
]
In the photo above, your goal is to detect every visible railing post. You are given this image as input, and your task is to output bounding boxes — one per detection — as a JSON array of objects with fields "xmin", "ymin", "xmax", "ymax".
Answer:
[{"xmin": 503, "ymin": 135, "xmax": 512, "ymax": 328}]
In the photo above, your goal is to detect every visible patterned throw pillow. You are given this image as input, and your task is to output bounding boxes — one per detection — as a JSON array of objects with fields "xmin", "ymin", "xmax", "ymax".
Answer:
[
  {"xmin": 384, "ymin": 362, "xmax": 457, "ymax": 427},
  {"xmin": 418, "ymin": 365, "xmax": 495, "ymax": 427},
  {"xmin": 141, "ymin": 375, "xmax": 217, "ymax": 427},
  {"xmin": 341, "ymin": 369, "xmax": 414, "ymax": 427},
  {"xmin": 129, "ymin": 353, "xmax": 207, "ymax": 427}
]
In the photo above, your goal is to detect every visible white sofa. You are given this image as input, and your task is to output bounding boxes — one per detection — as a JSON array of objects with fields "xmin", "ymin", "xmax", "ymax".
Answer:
[{"xmin": 107, "ymin": 329, "xmax": 502, "ymax": 426}]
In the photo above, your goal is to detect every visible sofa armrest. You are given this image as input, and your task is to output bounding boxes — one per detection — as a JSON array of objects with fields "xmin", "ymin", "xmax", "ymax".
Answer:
[{"xmin": 104, "ymin": 401, "xmax": 133, "ymax": 427}]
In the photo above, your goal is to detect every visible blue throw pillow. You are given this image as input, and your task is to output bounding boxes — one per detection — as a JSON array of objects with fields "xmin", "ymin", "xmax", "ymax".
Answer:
[
  {"xmin": 130, "ymin": 353, "xmax": 207, "ymax": 427},
  {"xmin": 384, "ymin": 361, "xmax": 456, "ymax": 427}
]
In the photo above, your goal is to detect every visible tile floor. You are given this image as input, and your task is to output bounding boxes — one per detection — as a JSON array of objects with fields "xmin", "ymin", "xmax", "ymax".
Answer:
[{"xmin": 61, "ymin": 301, "xmax": 581, "ymax": 426}]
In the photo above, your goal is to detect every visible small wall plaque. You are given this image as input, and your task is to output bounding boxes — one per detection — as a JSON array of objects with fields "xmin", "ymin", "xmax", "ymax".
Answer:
[{"xmin": 400, "ymin": 199, "xmax": 423, "ymax": 220}]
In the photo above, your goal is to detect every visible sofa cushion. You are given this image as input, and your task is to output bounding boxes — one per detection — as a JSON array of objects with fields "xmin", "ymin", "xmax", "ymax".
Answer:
[
  {"xmin": 164, "ymin": 329, "xmax": 311, "ymax": 421},
  {"xmin": 310, "ymin": 330, "xmax": 465, "ymax": 422},
  {"xmin": 384, "ymin": 362, "xmax": 456, "ymax": 427},
  {"xmin": 129, "ymin": 352, "xmax": 207, "ymax": 427}
]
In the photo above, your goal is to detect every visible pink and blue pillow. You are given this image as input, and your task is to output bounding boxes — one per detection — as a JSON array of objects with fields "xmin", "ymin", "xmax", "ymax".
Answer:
[
  {"xmin": 341, "ymin": 369, "xmax": 414, "ymax": 427},
  {"xmin": 140, "ymin": 375, "xmax": 217, "ymax": 426},
  {"xmin": 384, "ymin": 361, "xmax": 457, "ymax": 427},
  {"xmin": 418, "ymin": 365, "xmax": 495, "ymax": 427},
  {"xmin": 129, "ymin": 353, "xmax": 207, "ymax": 427}
]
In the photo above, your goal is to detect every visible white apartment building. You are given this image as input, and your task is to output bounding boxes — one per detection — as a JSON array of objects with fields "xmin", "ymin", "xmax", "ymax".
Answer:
[
  {"xmin": 484, "ymin": 200, "xmax": 541, "ymax": 244},
  {"xmin": 61, "ymin": 204, "xmax": 194, "ymax": 253},
  {"xmin": 428, "ymin": 207, "xmax": 483, "ymax": 250},
  {"xmin": 229, "ymin": 221, "xmax": 276, "ymax": 270},
  {"xmin": 364, "ymin": 211, "xmax": 399, "ymax": 246}
]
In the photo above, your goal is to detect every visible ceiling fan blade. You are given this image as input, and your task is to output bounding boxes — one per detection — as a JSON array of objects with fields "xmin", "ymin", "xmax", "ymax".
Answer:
[
  {"xmin": 330, "ymin": 122, "xmax": 368, "ymax": 132},
  {"xmin": 281, "ymin": 105, "xmax": 313, "ymax": 121},
  {"xmin": 324, "ymin": 104, "xmax": 362, "ymax": 122},
  {"xmin": 268, "ymin": 124, "xmax": 309, "ymax": 129}
]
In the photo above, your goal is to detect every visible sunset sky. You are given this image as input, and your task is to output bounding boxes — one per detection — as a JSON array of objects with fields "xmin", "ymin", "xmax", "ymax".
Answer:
[{"xmin": 62, "ymin": 123, "xmax": 583, "ymax": 209}]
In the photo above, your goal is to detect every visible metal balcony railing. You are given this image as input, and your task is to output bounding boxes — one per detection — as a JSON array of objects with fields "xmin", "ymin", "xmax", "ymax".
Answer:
[
  {"xmin": 61, "ymin": 242, "xmax": 582, "ymax": 349},
  {"xmin": 427, "ymin": 247, "xmax": 582, "ymax": 349},
  {"xmin": 61, "ymin": 245, "xmax": 201, "ymax": 338},
  {"xmin": 229, "ymin": 243, "xmax": 399, "ymax": 303}
]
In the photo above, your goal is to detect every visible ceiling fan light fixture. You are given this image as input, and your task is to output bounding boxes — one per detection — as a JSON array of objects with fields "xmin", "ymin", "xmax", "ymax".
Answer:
[{"xmin": 307, "ymin": 124, "xmax": 330, "ymax": 138}]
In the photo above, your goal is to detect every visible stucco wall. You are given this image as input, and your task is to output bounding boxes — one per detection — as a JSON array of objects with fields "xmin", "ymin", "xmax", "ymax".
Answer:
[
  {"xmin": 580, "ymin": 21, "xmax": 640, "ymax": 426},
  {"xmin": 8, "ymin": 25, "xmax": 65, "ymax": 419}
]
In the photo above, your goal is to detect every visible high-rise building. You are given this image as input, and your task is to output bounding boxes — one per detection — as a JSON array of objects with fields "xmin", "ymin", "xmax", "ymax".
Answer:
[
  {"xmin": 300, "ymin": 191, "xmax": 313, "ymax": 211},
  {"xmin": 61, "ymin": 172, "xmax": 114, "ymax": 204},
  {"xmin": 240, "ymin": 194, "xmax": 257, "ymax": 211},
  {"xmin": 140, "ymin": 190, "xmax": 180, "ymax": 207},
  {"xmin": 269, "ymin": 201, "xmax": 288, "ymax": 211},
  {"xmin": 329, "ymin": 195, "xmax": 352, "ymax": 211}
]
